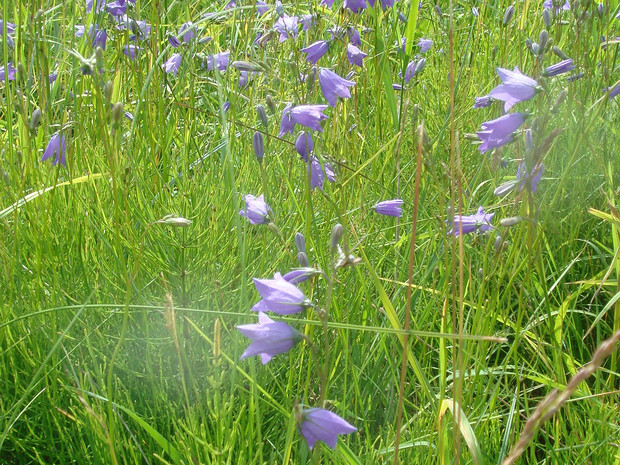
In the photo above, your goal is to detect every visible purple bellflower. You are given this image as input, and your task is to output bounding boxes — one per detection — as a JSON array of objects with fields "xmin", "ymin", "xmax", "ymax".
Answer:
[
  {"xmin": 298, "ymin": 408, "xmax": 357, "ymax": 450},
  {"xmin": 0, "ymin": 62, "xmax": 16, "ymax": 81},
  {"xmin": 86, "ymin": 0, "xmax": 106, "ymax": 13},
  {"xmin": 348, "ymin": 27, "xmax": 361, "ymax": 46},
  {"xmin": 295, "ymin": 131, "xmax": 314, "ymax": 161},
  {"xmin": 325, "ymin": 162, "xmax": 336, "ymax": 183},
  {"xmin": 448, "ymin": 207, "xmax": 494, "ymax": 236},
  {"xmin": 237, "ymin": 312, "xmax": 304, "ymax": 364},
  {"xmin": 300, "ymin": 14, "xmax": 314, "ymax": 31},
  {"xmin": 169, "ymin": 35, "xmax": 181, "ymax": 48},
  {"xmin": 321, "ymin": 0, "xmax": 336, "ymax": 7},
  {"xmin": 240, "ymin": 194, "xmax": 272, "ymax": 225},
  {"xmin": 517, "ymin": 162, "xmax": 544, "ymax": 193},
  {"xmin": 41, "ymin": 133, "xmax": 67, "ymax": 166},
  {"xmin": 252, "ymin": 273, "xmax": 309, "ymax": 314},
  {"xmin": 490, "ymin": 67, "xmax": 538, "ymax": 111},
  {"xmin": 473, "ymin": 95, "xmax": 492, "ymax": 108},
  {"xmin": 374, "ymin": 199, "xmax": 404, "ymax": 217},
  {"xmin": 178, "ymin": 22, "xmax": 196, "ymax": 43},
  {"xmin": 417, "ymin": 38, "xmax": 433, "ymax": 53},
  {"xmin": 252, "ymin": 269, "xmax": 319, "ymax": 312},
  {"xmin": 301, "ymin": 41, "xmax": 329, "ymax": 64},
  {"xmin": 274, "ymin": 15, "xmax": 299, "ymax": 42},
  {"xmin": 0, "ymin": 20, "xmax": 17, "ymax": 35},
  {"xmin": 206, "ymin": 51, "xmax": 230, "ymax": 71},
  {"xmin": 608, "ymin": 83, "xmax": 620, "ymax": 100},
  {"xmin": 344, "ymin": 0, "xmax": 367, "ymax": 13},
  {"xmin": 476, "ymin": 112, "xmax": 526, "ymax": 153},
  {"xmin": 543, "ymin": 59, "xmax": 575, "ymax": 77},
  {"xmin": 309, "ymin": 157, "xmax": 325, "ymax": 190},
  {"xmin": 368, "ymin": 0, "xmax": 395, "ymax": 8},
  {"xmin": 123, "ymin": 45, "xmax": 140, "ymax": 60},
  {"xmin": 543, "ymin": 0, "xmax": 570, "ymax": 11},
  {"xmin": 106, "ymin": 0, "xmax": 127, "ymax": 16},
  {"xmin": 280, "ymin": 104, "xmax": 329, "ymax": 136},
  {"xmin": 319, "ymin": 69, "xmax": 356, "ymax": 107},
  {"xmin": 347, "ymin": 44, "xmax": 367, "ymax": 67},
  {"xmin": 163, "ymin": 53, "xmax": 182, "ymax": 75},
  {"xmin": 256, "ymin": 1, "xmax": 270, "ymax": 15}
]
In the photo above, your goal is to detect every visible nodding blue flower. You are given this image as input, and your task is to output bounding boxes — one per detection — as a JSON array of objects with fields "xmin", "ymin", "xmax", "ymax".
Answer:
[
  {"xmin": 543, "ymin": 59, "xmax": 575, "ymax": 77},
  {"xmin": 368, "ymin": 0, "xmax": 395, "ymax": 8},
  {"xmin": 256, "ymin": 1, "xmax": 270, "ymax": 15},
  {"xmin": 237, "ymin": 312, "xmax": 304, "ymax": 364},
  {"xmin": 273, "ymin": 14, "xmax": 299, "ymax": 42},
  {"xmin": 374, "ymin": 199, "xmax": 404, "ymax": 217},
  {"xmin": 517, "ymin": 162, "xmax": 544, "ymax": 193},
  {"xmin": 206, "ymin": 51, "xmax": 230, "ymax": 71},
  {"xmin": 343, "ymin": 0, "xmax": 367, "ymax": 13},
  {"xmin": 348, "ymin": 27, "xmax": 361, "ymax": 46},
  {"xmin": 106, "ymin": 0, "xmax": 127, "ymax": 16},
  {"xmin": 448, "ymin": 206, "xmax": 494, "ymax": 236},
  {"xmin": 114, "ymin": 15, "xmax": 151, "ymax": 41},
  {"xmin": 240, "ymin": 194, "xmax": 272, "ymax": 225},
  {"xmin": 41, "ymin": 133, "xmax": 67, "ymax": 166},
  {"xmin": 321, "ymin": 0, "xmax": 336, "ymax": 7},
  {"xmin": 319, "ymin": 69, "xmax": 356, "ymax": 107},
  {"xmin": 252, "ymin": 273, "xmax": 309, "ymax": 314},
  {"xmin": 476, "ymin": 112, "xmax": 526, "ymax": 153},
  {"xmin": 301, "ymin": 40, "xmax": 329, "ymax": 64},
  {"xmin": 543, "ymin": 0, "xmax": 570, "ymax": 12},
  {"xmin": 123, "ymin": 45, "xmax": 140, "ymax": 60},
  {"xmin": 295, "ymin": 131, "xmax": 314, "ymax": 161},
  {"xmin": 178, "ymin": 22, "xmax": 196, "ymax": 43},
  {"xmin": 279, "ymin": 104, "xmax": 329, "ymax": 136},
  {"xmin": 417, "ymin": 38, "xmax": 433, "ymax": 53},
  {"xmin": 309, "ymin": 157, "xmax": 325, "ymax": 191},
  {"xmin": 608, "ymin": 83, "xmax": 620, "ymax": 100},
  {"xmin": 347, "ymin": 44, "xmax": 367, "ymax": 67},
  {"xmin": 490, "ymin": 67, "xmax": 538, "ymax": 111},
  {"xmin": 162, "ymin": 53, "xmax": 182, "ymax": 75},
  {"xmin": 169, "ymin": 35, "xmax": 181, "ymax": 48},
  {"xmin": 0, "ymin": 20, "xmax": 16, "ymax": 36},
  {"xmin": 473, "ymin": 95, "xmax": 493, "ymax": 108},
  {"xmin": 75, "ymin": 24, "xmax": 107, "ymax": 50},
  {"xmin": 0, "ymin": 62, "xmax": 16, "ymax": 81},
  {"xmin": 86, "ymin": 0, "xmax": 106, "ymax": 13},
  {"xmin": 325, "ymin": 162, "xmax": 336, "ymax": 183},
  {"xmin": 300, "ymin": 14, "xmax": 314, "ymax": 31},
  {"xmin": 297, "ymin": 407, "xmax": 357, "ymax": 450}
]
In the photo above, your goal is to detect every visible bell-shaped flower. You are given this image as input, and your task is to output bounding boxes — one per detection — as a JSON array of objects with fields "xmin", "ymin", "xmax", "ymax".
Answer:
[
  {"xmin": 309, "ymin": 157, "xmax": 325, "ymax": 190},
  {"xmin": 273, "ymin": 15, "xmax": 299, "ymax": 42},
  {"xmin": 295, "ymin": 131, "xmax": 314, "ymax": 161},
  {"xmin": 280, "ymin": 104, "xmax": 329, "ymax": 136},
  {"xmin": 543, "ymin": 59, "xmax": 575, "ymax": 77},
  {"xmin": 0, "ymin": 62, "xmax": 16, "ymax": 81},
  {"xmin": 347, "ymin": 44, "xmax": 367, "ymax": 67},
  {"xmin": 319, "ymin": 69, "xmax": 356, "ymax": 107},
  {"xmin": 298, "ymin": 408, "xmax": 357, "ymax": 450},
  {"xmin": 237, "ymin": 312, "xmax": 304, "ymax": 364},
  {"xmin": 239, "ymin": 194, "xmax": 272, "ymax": 225},
  {"xmin": 206, "ymin": 51, "xmax": 230, "ymax": 71},
  {"xmin": 417, "ymin": 38, "xmax": 433, "ymax": 53},
  {"xmin": 448, "ymin": 206, "xmax": 494, "ymax": 236},
  {"xmin": 301, "ymin": 41, "xmax": 329, "ymax": 64},
  {"xmin": 343, "ymin": 0, "xmax": 367, "ymax": 13},
  {"xmin": 489, "ymin": 67, "xmax": 538, "ymax": 111},
  {"xmin": 476, "ymin": 112, "xmax": 526, "ymax": 153},
  {"xmin": 41, "ymin": 133, "xmax": 67, "ymax": 166},
  {"xmin": 252, "ymin": 273, "xmax": 310, "ymax": 314},
  {"xmin": 162, "ymin": 53, "xmax": 182, "ymax": 76},
  {"xmin": 374, "ymin": 199, "xmax": 404, "ymax": 217},
  {"xmin": 178, "ymin": 22, "xmax": 196, "ymax": 43},
  {"xmin": 473, "ymin": 95, "xmax": 492, "ymax": 108}
]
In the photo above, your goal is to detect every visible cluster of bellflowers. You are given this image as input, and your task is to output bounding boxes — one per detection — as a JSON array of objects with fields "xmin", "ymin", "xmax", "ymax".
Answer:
[
  {"xmin": 235, "ymin": 208, "xmax": 359, "ymax": 450},
  {"xmin": 457, "ymin": 1, "xmax": 620, "ymax": 237}
]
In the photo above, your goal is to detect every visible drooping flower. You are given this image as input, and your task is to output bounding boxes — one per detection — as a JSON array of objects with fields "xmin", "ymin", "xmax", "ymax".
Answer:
[
  {"xmin": 178, "ymin": 22, "xmax": 196, "ymax": 43},
  {"xmin": 448, "ymin": 206, "xmax": 494, "ymax": 236},
  {"xmin": 106, "ymin": 0, "xmax": 127, "ymax": 16},
  {"xmin": 476, "ymin": 112, "xmax": 526, "ymax": 153},
  {"xmin": 473, "ymin": 95, "xmax": 492, "ymax": 108},
  {"xmin": 256, "ymin": 1, "xmax": 270, "ymax": 15},
  {"xmin": 295, "ymin": 131, "xmax": 314, "ymax": 161},
  {"xmin": 543, "ymin": 59, "xmax": 575, "ymax": 77},
  {"xmin": 542, "ymin": 0, "xmax": 570, "ymax": 12},
  {"xmin": 240, "ymin": 194, "xmax": 272, "ymax": 225},
  {"xmin": 343, "ymin": 0, "xmax": 367, "ymax": 13},
  {"xmin": 301, "ymin": 41, "xmax": 329, "ymax": 64},
  {"xmin": 417, "ymin": 38, "xmax": 433, "ymax": 53},
  {"xmin": 348, "ymin": 27, "xmax": 361, "ymax": 46},
  {"xmin": 368, "ymin": 0, "xmax": 396, "ymax": 9},
  {"xmin": 517, "ymin": 162, "xmax": 545, "ymax": 193},
  {"xmin": 41, "ymin": 133, "xmax": 67, "ymax": 166},
  {"xmin": 169, "ymin": 35, "xmax": 181, "ymax": 48},
  {"xmin": 252, "ymin": 273, "xmax": 309, "ymax": 314},
  {"xmin": 608, "ymin": 83, "xmax": 620, "ymax": 100},
  {"xmin": 273, "ymin": 15, "xmax": 299, "ymax": 42},
  {"xmin": 162, "ymin": 53, "xmax": 182, "ymax": 75},
  {"xmin": 324, "ymin": 162, "xmax": 336, "ymax": 183},
  {"xmin": 321, "ymin": 0, "xmax": 336, "ymax": 7},
  {"xmin": 319, "ymin": 69, "xmax": 355, "ymax": 107},
  {"xmin": 86, "ymin": 0, "xmax": 106, "ymax": 14},
  {"xmin": 237, "ymin": 312, "xmax": 304, "ymax": 364},
  {"xmin": 0, "ymin": 62, "xmax": 16, "ymax": 81},
  {"xmin": 309, "ymin": 157, "xmax": 325, "ymax": 190},
  {"xmin": 374, "ymin": 199, "xmax": 404, "ymax": 217},
  {"xmin": 299, "ymin": 14, "xmax": 314, "ymax": 31},
  {"xmin": 123, "ymin": 45, "xmax": 140, "ymax": 60},
  {"xmin": 347, "ymin": 44, "xmax": 367, "ymax": 67},
  {"xmin": 489, "ymin": 67, "xmax": 538, "ymax": 111},
  {"xmin": 280, "ymin": 104, "xmax": 329, "ymax": 136},
  {"xmin": 297, "ymin": 408, "xmax": 357, "ymax": 450},
  {"xmin": 253, "ymin": 131, "xmax": 264, "ymax": 161},
  {"xmin": 206, "ymin": 51, "xmax": 230, "ymax": 71}
]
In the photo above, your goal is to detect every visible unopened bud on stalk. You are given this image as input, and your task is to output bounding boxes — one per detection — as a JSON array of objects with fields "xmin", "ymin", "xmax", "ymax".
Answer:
[
  {"xmin": 502, "ymin": 6, "xmax": 515, "ymax": 26},
  {"xmin": 253, "ymin": 131, "xmax": 264, "ymax": 162},
  {"xmin": 500, "ymin": 216, "xmax": 523, "ymax": 227},
  {"xmin": 29, "ymin": 108, "xmax": 42, "ymax": 130},
  {"xmin": 538, "ymin": 30, "xmax": 548, "ymax": 52},
  {"xmin": 112, "ymin": 102, "xmax": 124, "ymax": 127},
  {"xmin": 494, "ymin": 235, "xmax": 503, "ymax": 252},
  {"xmin": 155, "ymin": 215, "xmax": 193, "ymax": 227},
  {"xmin": 552, "ymin": 46, "xmax": 569, "ymax": 60},
  {"xmin": 330, "ymin": 223, "xmax": 344, "ymax": 252},
  {"xmin": 95, "ymin": 47, "xmax": 105, "ymax": 73},
  {"xmin": 265, "ymin": 94, "xmax": 276, "ymax": 113},
  {"xmin": 104, "ymin": 81, "xmax": 113, "ymax": 102},
  {"xmin": 542, "ymin": 9, "xmax": 552, "ymax": 27},
  {"xmin": 434, "ymin": 5, "xmax": 442, "ymax": 17},
  {"xmin": 552, "ymin": 89, "xmax": 567, "ymax": 112},
  {"xmin": 295, "ymin": 233, "xmax": 306, "ymax": 253},
  {"xmin": 525, "ymin": 129, "xmax": 534, "ymax": 153},
  {"xmin": 16, "ymin": 62, "xmax": 25, "ymax": 83},
  {"xmin": 231, "ymin": 60, "xmax": 263, "ymax": 72},
  {"xmin": 256, "ymin": 104, "xmax": 268, "ymax": 128},
  {"xmin": 297, "ymin": 252, "xmax": 309, "ymax": 267}
]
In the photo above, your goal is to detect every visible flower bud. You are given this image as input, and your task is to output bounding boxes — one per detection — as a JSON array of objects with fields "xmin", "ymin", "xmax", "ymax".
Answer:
[
  {"xmin": 29, "ymin": 108, "xmax": 42, "ymax": 130},
  {"xmin": 95, "ymin": 46, "xmax": 105, "ymax": 73},
  {"xmin": 104, "ymin": 81, "xmax": 113, "ymax": 102},
  {"xmin": 155, "ymin": 215, "xmax": 193, "ymax": 227},
  {"xmin": 275, "ymin": 0, "xmax": 285, "ymax": 17},
  {"xmin": 538, "ymin": 30, "xmax": 548, "ymax": 52},
  {"xmin": 552, "ymin": 89, "xmax": 567, "ymax": 112},
  {"xmin": 502, "ymin": 6, "xmax": 515, "ymax": 26},
  {"xmin": 112, "ymin": 102, "xmax": 124, "ymax": 127},
  {"xmin": 415, "ymin": 58, "xmax": 426, "ymax": 74},
  {"xmin": 530, "ymin": 43, "xmax": 540, "ymax": 56},
  {"xmin": 253, "ymin": 131, "xmax": 264, "ymax": 162},
  {"xmin": 16, "ymin": 62, "xmax": 25, "ymax": 82},
  {"xmin": 494, "ymin": 235, "xmax": 503, "ymax": 252},
  {"xmin": 295, "ymin": 232, "xmax": 305, "ymax": 253},
  {"xmin": 231, "ymin": 60, "xmax": 263, "ymax": 72},
  {"xmin": 265, "ymin": 94, "xmax": 276, "ymax": 113},
  {"xmin": 500, "ymin": 216, "xmax": 523, "ymax": 227},
  {"xmin": 256, "ymin": 104, "xmax": 268, "ymax": 128},
  {"xmin": 330, "ymin": 223, "xmax": 344, "ymax": 252},
  {"xmin": 434, "ymin": 5, "xmax": 442, "ymax": 16},
  {"xmin": 552, "ymin": 46, "xmax": 568, "ymax": 60},
  {"xmin": 525, "ymin": 129, "xmax": 534, "ymax": 153},
  {"xmin": 297, "ymin": 252, "xmax": 309, "ymax": 267},
  {"xmin": 542, "ymin": 8, "xmax": 552, "ymax": 27},
  {"xmin": 597, "ymin": 3, "xmax": 604, "ymax": 17}
]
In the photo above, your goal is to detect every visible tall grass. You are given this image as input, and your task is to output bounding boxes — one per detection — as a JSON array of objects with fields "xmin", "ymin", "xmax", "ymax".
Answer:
[{"xmin": 1, "ymin": 0, "xmax": 619, "ymax": 463}]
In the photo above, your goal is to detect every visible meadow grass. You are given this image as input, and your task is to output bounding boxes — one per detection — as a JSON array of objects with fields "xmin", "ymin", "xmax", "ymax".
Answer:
[{"xmin": 1, "ymin": 0, "xmax": 619, "ymax": 463}]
